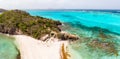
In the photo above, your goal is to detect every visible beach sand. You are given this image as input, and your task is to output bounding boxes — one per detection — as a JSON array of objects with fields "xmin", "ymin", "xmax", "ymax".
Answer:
[{"xmin": 14, "ymin": 35, "xmax": 70, "ymax": 59}]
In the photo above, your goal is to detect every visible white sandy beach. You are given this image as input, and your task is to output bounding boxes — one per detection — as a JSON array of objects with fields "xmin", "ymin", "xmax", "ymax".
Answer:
[{"xmin": 14, "ymin": 35, "xmax": 69, "ymax": 59}]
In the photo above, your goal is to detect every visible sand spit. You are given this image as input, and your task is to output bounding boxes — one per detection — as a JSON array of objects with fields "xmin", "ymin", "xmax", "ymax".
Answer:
[{"xmin": 14, "ymin": 35, "xmax": 70, "ymax": 59}]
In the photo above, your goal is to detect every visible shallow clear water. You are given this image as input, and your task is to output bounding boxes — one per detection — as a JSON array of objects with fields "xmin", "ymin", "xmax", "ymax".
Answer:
[
  {"xmin": 0, "ymin": 34, "xmax": 19, "ymax": 59},
  {"xmin": 26, "ymin": 10, "xmax": 120, "ymax": 59}
]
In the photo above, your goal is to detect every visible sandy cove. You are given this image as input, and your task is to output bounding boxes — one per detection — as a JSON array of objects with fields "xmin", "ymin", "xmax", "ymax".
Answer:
[{"xmin": 13, "ymin": 35, "xmax": 70, "ymax": 59}]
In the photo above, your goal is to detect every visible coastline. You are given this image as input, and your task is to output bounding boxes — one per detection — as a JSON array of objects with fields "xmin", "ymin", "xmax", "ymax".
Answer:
[
  {"xmin": 0, "ymin": 9, "xmax": 120, "ymax": 59},
  {"xmin": 0, "ymin": 10, "xmax": 79, "ymax": 59},
  {"xmin": 13, "ymin": 35, "xmax": 70, "ymax": 59}
]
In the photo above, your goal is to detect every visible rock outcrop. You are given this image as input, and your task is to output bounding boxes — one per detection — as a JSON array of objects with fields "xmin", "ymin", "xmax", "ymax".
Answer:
[
  {"xmin": 58, "ymin": 32, "xmax": 79, "ymax": 41},
  {"xmin": 40, "ymin": 31, "xmax": 79, "ymax": 41}
]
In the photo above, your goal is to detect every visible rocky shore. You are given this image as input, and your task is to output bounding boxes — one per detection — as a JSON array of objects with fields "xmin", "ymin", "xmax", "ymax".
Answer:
[
  {"xmin": 0, "ymin": 9, "xmax": 79, "ymax": 59},
  {"xmin": 0, "ymin": 10, "xmax": 79, "ymax": 41}
]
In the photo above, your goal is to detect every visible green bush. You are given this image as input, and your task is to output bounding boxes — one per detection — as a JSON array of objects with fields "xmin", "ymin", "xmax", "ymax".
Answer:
[{"xmin": 0, "ymin": 10, "xmax": 61, "ymax": 39}]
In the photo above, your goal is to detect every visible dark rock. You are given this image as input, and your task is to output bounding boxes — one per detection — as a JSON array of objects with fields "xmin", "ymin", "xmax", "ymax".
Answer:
[{"xmin": 57, "ymin": 32, "xmax": 79, "ymax": 41}]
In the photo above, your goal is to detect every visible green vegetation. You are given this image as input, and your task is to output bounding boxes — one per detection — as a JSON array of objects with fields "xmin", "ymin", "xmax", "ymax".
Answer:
[{"xmin": 0, "ymin": 10, "xmax": 61, "ymax": 39}]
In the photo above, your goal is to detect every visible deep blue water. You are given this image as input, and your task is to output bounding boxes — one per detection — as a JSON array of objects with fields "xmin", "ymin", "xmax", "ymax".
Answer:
[{"xmin": 26, "ymin": 10, "xmax": 120, "ymax": 59}]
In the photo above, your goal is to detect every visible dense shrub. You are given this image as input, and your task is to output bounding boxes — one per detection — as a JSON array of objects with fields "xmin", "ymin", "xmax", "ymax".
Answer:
[{"xmin": 0, "ymin": 10, "xmax": 61, "ymax": 39}]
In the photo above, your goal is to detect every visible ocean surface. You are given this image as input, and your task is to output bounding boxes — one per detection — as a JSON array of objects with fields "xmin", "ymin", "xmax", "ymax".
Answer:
[{"xmin": 26, "ymin": 10, "xmax": 120, "ymax": 59}]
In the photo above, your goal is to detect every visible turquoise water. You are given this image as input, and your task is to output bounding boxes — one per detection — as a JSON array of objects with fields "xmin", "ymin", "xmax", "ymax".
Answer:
[
  {"xmin": 0, "ymin": 34, "xmax": 19, "ymax": 59},
  {"xmin": 27, "ymin": 10, "xmax": 120, "ymax": 35},
  {"xmin": 26, "ymin": 10, "xmax": 120, "ymax": 59}
]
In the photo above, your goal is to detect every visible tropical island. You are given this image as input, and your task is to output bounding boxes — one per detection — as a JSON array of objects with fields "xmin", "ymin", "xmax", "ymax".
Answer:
[
  {"xmin": 0, "ymin": 10, "xmax": 79, "ymax": 40},
  {"xmin": 0, "ymin": 9, "xmax": 119, "ymax": 59},
  {"xmin": 0, "ymin": 9, "xmax": 79, "ymax": 59}
]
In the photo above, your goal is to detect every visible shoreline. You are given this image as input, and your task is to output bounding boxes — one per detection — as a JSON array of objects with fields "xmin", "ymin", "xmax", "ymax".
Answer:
[
  {"xmin": 0, "ymin": 10, "xmax": 79, "ymax": 59},
  {"xmin": 13, "ymin": 35, "xmax": 70, "ymax": 59}
]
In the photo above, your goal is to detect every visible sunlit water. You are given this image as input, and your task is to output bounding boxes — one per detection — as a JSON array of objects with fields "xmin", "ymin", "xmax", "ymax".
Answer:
[
  {"xmin": 27, "ymin": 10, "xmax": 120, "ymax": 59},
  {"xmin": 0, "ymin": 34, "xmax": 19, "ymax": 59}
]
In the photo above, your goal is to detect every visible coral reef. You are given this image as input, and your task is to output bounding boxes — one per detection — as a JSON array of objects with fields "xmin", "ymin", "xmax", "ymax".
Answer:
[{"xmin": 88, "ymin": 39, "xmax": 118, "ymax": 56}]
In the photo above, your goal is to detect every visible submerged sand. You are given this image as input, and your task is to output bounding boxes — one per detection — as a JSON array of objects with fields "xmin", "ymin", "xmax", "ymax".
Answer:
[{"xmin": 14, "ymin": 35, "xmax": 70, "ymax": 59}]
